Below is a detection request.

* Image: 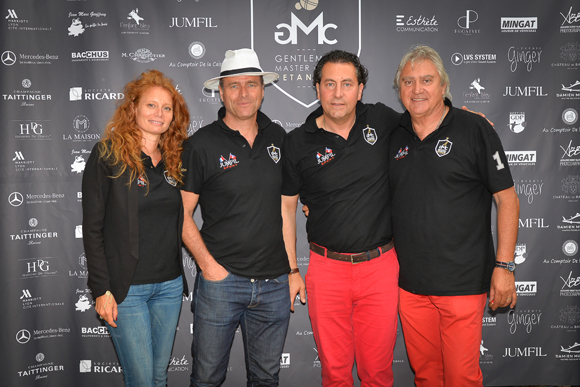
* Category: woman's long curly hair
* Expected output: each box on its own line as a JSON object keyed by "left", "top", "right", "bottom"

{"left": 99, "top": 69, "right": 190, "bottom": 186}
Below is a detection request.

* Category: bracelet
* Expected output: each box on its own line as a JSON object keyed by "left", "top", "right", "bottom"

{"left": 289, "top": 268, "right": 300, "bottom": 275}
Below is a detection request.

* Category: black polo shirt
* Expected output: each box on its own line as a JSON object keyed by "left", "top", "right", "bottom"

{"left": 181, "top": 108, "right": 290, "bottom": 279}
{"left": 132, "top": 155, "right": 182, "bottom": 285}
{"left": 282, "top": 102, "right": 401, "bottom": 253}
{"left": 389, "top": 99, "right": 514, "bottom": 296}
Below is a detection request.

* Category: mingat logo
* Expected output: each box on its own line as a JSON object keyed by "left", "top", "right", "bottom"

{"left": 505, "top": 151, "right": 536, "bottom": 166}
{"left": 501, "top": 17, "right": 537, "bottom": 33}
{"left": 280, "top": 353, "right": 290, "bottom": 368}
{"left": 515, "top": 281, "right": 537, "bottom": 296}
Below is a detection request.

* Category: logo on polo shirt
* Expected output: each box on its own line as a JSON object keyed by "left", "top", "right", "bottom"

{"left": 316, "top": 147, "right": 335, "bottom": 165}
{"left": 435, "top": 138, "right": 453, "bottom": 157}
{"left": 363, "top": 126, "right": 377, "bottom": 145}
{"left": 164, "top": 171, "right": 177, "bottom": 187}
{"left": 267, "top": 144, "right": 281, "bottom": 163}
{"left": 395, "top": 146, "right": 409, "bottom": 160}
{"left": 219, "top": 153, "right": 239, "bottom": 169}
{"left": 137, "top": 175, "right": 147, "bottom": 187}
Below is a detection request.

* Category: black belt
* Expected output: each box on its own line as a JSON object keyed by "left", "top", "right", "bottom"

{"left": 309, "top": 240, "right": 394, "bottom": 264}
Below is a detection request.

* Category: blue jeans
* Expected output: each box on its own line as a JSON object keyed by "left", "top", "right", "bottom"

{"left": 107, "top": 275, "right": 183, "bottom": 387}
{"left": 190, "top": 271, "right": 291, "bottom": 387}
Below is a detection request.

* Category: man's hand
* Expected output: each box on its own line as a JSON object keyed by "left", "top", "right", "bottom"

{"left": 461, "top": 105, "right": 494, "bottom": 127}
{"left": 488, "top": 268, "right": 517, "bottom": 310}
{"left": 289, "top": 271, "right": 306, "bottom": 312}
{"left": 201, "top": 261, "right": 229, "bottom": 281}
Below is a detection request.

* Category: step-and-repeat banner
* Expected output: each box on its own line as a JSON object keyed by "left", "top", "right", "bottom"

{"left": 2, "top": 0, "right": 579, "bottom": 386}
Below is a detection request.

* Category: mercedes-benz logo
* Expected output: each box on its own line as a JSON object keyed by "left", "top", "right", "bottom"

{"left": 16, "top": 329, "right": 31, "bottom": 344}
{"left": 9, "top": 192, "right": 24, "bottom": 207}
{"left": 2, "top": 50, "right": 16, "bottom": 66}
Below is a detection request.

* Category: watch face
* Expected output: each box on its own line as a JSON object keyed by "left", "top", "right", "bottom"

{"left": 507, "top": 261, "right": 516, "bottom": 272}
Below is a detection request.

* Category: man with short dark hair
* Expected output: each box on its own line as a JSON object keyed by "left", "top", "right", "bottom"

{"left": 282, "top": 50, "right": 400, "bottom": 387}
{"left": 181, "top": 48, "right": 305, "bottom": 387}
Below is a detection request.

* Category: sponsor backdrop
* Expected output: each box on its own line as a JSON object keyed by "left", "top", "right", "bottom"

{"left": 1, "top": 0, "right": 579, "bottom": 386}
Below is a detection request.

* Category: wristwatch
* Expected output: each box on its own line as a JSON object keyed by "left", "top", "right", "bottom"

{"left": 495, "top": 261, "right": 516, "bottom": 273}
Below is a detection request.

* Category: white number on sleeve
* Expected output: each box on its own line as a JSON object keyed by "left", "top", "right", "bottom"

{"left": 492, "top": 151, "right": 505, "bottom": 171}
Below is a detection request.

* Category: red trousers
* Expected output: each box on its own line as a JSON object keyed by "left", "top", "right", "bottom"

{"left": 399, "top": 288, "right": 487, "bottom": 387}
{"left": 306, "top": 246, "right": 399, "bottom": 387}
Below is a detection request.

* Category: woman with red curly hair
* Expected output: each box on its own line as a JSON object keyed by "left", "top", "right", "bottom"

{"left": 82, "top": 69, "right": 190, "bottom": 387}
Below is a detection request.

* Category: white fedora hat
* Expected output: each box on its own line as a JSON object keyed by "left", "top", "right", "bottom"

{"left": 204, "top": 48, "right": 279, "bottom": 91}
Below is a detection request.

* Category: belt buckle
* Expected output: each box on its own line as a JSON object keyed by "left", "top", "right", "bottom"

{"left": 350, "top": 253, "right": 364, "bottom": 264}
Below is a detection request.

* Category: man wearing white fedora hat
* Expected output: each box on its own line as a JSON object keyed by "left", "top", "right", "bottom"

{"left": 181, "top": 48, "right": 306, "bottom": 387}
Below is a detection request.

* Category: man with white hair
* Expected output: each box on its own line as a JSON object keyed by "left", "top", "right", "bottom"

{"left": 390, "top": 45, "right": 519, "bottom": 386}
{"left": 181, "top": 48, "right": 305, "bottom": 387}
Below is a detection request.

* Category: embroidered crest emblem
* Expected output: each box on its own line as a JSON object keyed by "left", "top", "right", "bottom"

{"left": 435, "top": 138, "right": 453, "bottom": 157}
{"left": 137, "top": 175, "right": 147, "bottom": 187}
{"left": 363, "top": 126, "right": 377, "bottom": 145}
{"left": 267, "top": 144, "right": 281, "bottom": 163}
{"left": 164, "top": 170, "right": 177, "bottom": 187}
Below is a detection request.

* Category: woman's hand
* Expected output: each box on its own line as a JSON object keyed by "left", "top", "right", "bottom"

{"left": 95, "top": 291, "right": 118, "bottom": 328}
